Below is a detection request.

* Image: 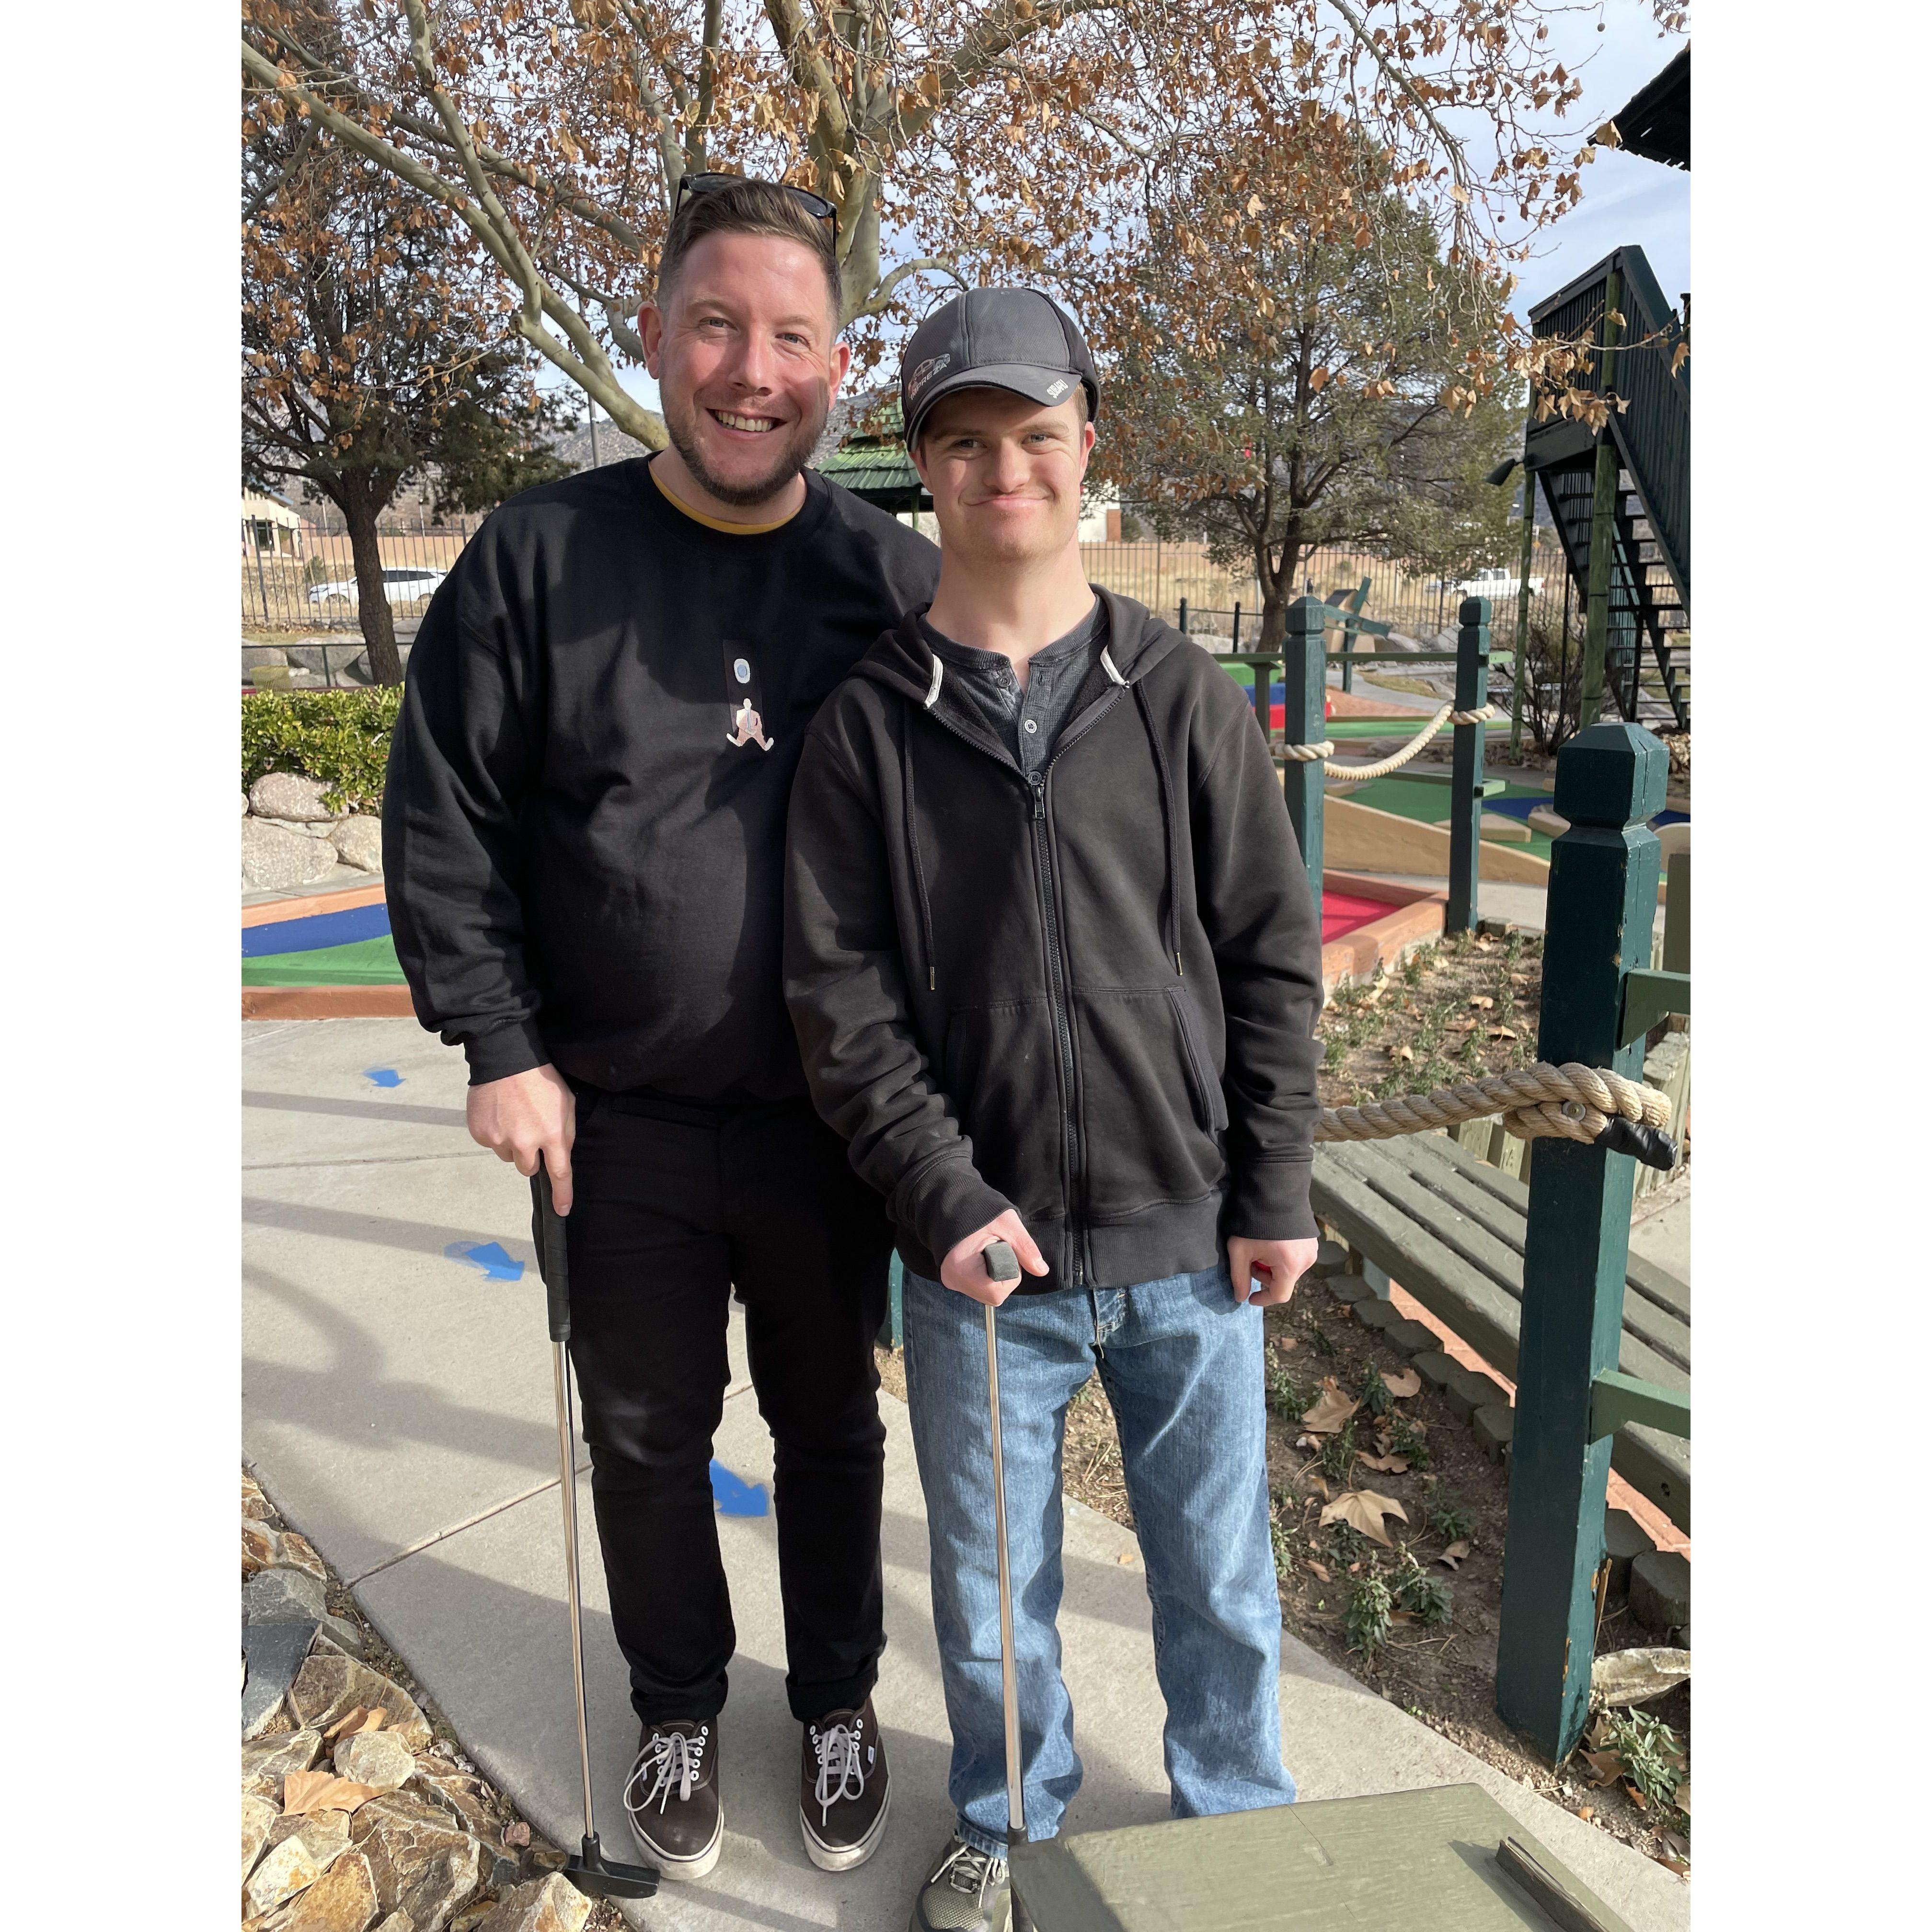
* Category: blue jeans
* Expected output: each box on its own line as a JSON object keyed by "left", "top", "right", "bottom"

{"left": 902, "top": 1264, "right": 1295, "bottom": 1856}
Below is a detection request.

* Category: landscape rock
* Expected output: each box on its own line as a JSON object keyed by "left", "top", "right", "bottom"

{"left": 353, "top": 1791, "right": 484, "bottom": 1928}
{"left": 244, "top": 1518, "right": 285, "bottom": 1572}
{"left": 245, "top": 1621, "right": 321, "bottom": 1739}
{"left": 1384, "top": 1317, "right": 1439, "bottom": 1356}
{"left": 1308, "top": 1238, "right": 1349, "bottom": 1278}
{"left": 333, "top": 815, "right": 384, "bottom": 872}
{"left": 335, "top": 1729, "right": 418, "bottom": 1793}
{"left": 322, "top": 1613, "right": 369, "bottom": 1660}
{"left": 266, "top": 1809, "right": 355, "bottom": 1875}
{"left": 450, "top": 1905, "right": 496, "bottom": 1932}
{"left": 246, "top": 1833, "right": 324, "bottom": 1918}
{"left": 251, "top": 772, "right": 340, "bottom": 822}
{"left": 254, "top": 1849, "right": 380, "bottom": 1932}
{"left": 248, "top": 1566, "right": 330, "bottom": 1625}
{"left": 1352, "top": 1297, "right": 1399, "bottom": 1334}
{"left": 1602, "top": 1507, "right": 1651, "bottom": 1595}
{"left": 1472, "top": 1402, "right": 1515, "bottom": 1463}
{"left": 243, "top": 1727, "right": 323, "bottom": 1798}
{"left": 244, "top": 1471, "right": 275, "bottom": 1519}
{"left": 279, "top": 1531, "right": 330, "bottom": 1583}
{"left": 244, "top": 1793, "right": 281, "bottom": 1886}
{"left": 244, "top": 818, "right": 340, "bottom": 891}
{"left": 473, "top": 1874, "right": 592, "bottom": 1932}
{"left": 1441, "top": 1364, "right": 1504, "bottom": 1423}
{"left": 373, "top": 1917, "right": 419, "bottom": 1932}
{"left": 291, "top": 1654, "right": 433, "bottom": 1752}
{"left": 1325, "top": 1273, "right": 1372, "bottom": 1306}
{"left": 1629, "top": 1548, "right": 1691, "bottom": 1634}
{"left": 1412, "top": 1348, "right": 1458, "bottom": 1393}
{"left": 413, "top": 1772, "right": 504, "bottom": 1841}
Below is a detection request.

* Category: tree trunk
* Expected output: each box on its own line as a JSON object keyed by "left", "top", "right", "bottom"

{"left": 342, "top": 487, "right": 403, "bottom": 687}
{"left": 1256, "top": 537, "right": 1303, "bottom": 651}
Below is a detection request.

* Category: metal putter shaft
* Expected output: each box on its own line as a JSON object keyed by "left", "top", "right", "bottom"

{"left": 980, "top": 1240, "right": 1027, "bottom": 1854}
{"left": 532, "top": 1167, "right": 660, "bottom": 1902}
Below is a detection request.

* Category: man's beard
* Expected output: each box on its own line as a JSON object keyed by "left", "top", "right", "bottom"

{"left": 663, "top": 388, "right": 828, "bottom": 508}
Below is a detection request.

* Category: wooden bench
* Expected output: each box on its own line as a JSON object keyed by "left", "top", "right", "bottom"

{"left": 1311, "top": 1131, "right": 1690, "bottom": 1531}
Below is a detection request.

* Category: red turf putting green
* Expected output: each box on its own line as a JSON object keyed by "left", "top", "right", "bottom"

{"left": 1321, "top": 890, "right": 1393, "bottom": 945}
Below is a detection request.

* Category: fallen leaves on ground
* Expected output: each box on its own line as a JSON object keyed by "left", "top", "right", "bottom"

{"left": 1489, "top": 1026, "right": 1518, "bottom": 1040}
{"left": 323, "top": 1707, "right": 388, "bottom": 1742}
{"left": 1383, "top": 1367, "right": 1421, "bottom": 1398}
{"left": 1468, "top": 995, "right": 1495, "bottom": 1010}
{"left": 1307, "top": 1560, "right": 1332, "bottom": 1583}
{"left": 283, "top": 1771, "right": 384, "bottom": 1817}
{"left": 1358, "top": 1452, "right": 1410, "bottom": 1473}
{"left": 1576, "top": 1806, "right": 1595, "bottom": 1823}
{"left": 1276, "top": 1334, "right": 1300, "bottom": 1353}
{"left": 1393, "top": 1044, "right": 1415, "bottom": 1062}
{"left": 1436, "top": 1539, "right": 1471, "bottom": 1569}
{"left": 1319, "top": 1489, "right": 1409, "bottom": 1548}
{"left": 1300, "top": 1380, "right": 1361, "bottom": 1434}
{"left": 1578, "top": 1750, "right": 1625, "bottom": 1787}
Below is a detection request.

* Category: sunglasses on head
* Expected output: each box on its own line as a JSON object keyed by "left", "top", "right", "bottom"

{"left": 673, "top": 172, "right": 838, "bottom": 229}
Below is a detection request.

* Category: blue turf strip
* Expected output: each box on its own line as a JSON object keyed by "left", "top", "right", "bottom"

{"left": 243, "top": 900, "right": 392, "bottom": 958}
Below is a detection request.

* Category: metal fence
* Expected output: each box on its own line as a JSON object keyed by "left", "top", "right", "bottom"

{"left": 243, "top": 501, "right": 1577, "bottom": 675}
{"left": 242, "top": 513, "right": 485, "bottom": 632}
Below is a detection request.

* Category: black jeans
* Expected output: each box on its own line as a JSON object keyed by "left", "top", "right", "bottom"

{"left": 554, "top": 1087, "right": 891, "bottom": 1726}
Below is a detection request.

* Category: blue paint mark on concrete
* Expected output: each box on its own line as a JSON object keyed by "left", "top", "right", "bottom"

{"left": 443, "top": 1240, "right": 525, "bottom": 1282}
{"left": 364, "top": 1068, "right": 404, "bottom": 1088}
{"left": 709, "top": 1460, "right": 768, "bottom": 1517}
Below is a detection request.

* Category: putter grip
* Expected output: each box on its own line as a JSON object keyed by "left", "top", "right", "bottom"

{"left": 983, "top": 1239, "right": 1021, "bottom": 1284}
{"left": 533, "top": 1167, "right": 571, "bottom": 1343}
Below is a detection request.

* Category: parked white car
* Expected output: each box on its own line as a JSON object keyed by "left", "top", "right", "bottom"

{"left": 307, "top": 566, "right": 447, "bottom": 606}
{"left": 1452, "top": 566, "right": 1544, "bottom": 598}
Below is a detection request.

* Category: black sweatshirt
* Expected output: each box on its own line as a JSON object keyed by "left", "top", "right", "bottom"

{"left": 382, "top": 460, "right": 939, "bottom": 1097}
{"left": 783, "top": 590, "right": 1324, "bottom": 1293}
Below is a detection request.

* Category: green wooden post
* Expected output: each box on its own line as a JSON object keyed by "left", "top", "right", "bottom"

{"left": 1494, "top": 721, "right": 1667, "bottom": 1763}
{"left": 1446, "top": 597, "right": 1490, "bottom": 934}
{"left": 1282, "top": 596, "right": 1326, "bottom": 939}
{"left": 1510, "top": 472, "right": 1537, "bottom": 761}
{"left": 1579, "top": 268, "right": 1623, "bottom": 730}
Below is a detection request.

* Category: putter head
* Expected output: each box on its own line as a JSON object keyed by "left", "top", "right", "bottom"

{"left": 563, "top": 1832, "right": 658, "bottom": 1900}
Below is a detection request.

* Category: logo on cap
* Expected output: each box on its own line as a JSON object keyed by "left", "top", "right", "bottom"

{"left": 907, "top": 354, "right": 952, "bottom": 398}
{"left": 1046, "top": 379, "right": 1069, "bottom": 398}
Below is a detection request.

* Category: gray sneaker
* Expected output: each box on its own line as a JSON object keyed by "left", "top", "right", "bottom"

{"left": 910, "top": 1834, "right": 1011, "bottom": 1932}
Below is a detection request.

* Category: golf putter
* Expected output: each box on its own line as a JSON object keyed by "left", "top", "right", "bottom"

{"left": 980, "top": 1239, "right": 1030, "bottom": 1874}
{"left": 532, "top": 1167, "right": 660, "bottom": 1902}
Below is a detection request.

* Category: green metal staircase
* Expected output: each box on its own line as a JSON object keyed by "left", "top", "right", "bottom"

{"left": 1525, "top": 246, "right": 1690, "bottom": 732}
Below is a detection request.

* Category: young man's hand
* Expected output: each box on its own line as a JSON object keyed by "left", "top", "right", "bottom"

{"left": 940, "top": 1211, "right": 1051, "bottom": 1307}
{"left": 468, "top": 1063, "right": 577, "bottom": 1212}
{"left": 1228, "top": 1236, "right": 1319, "bottom": 1308}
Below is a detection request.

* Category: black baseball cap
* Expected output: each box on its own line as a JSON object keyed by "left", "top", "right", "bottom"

{"left": 899, "top": 287, "right": 1101, "bottom": 448}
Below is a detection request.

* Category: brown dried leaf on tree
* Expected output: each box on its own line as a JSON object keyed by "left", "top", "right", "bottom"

{"left": 1318, "top": 1489, "right": 1408, "bottom": 1549}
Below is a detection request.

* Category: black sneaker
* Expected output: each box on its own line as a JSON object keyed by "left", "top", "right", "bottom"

{"left": 910, "top": 1833, "right": 1012, "bottom": 1932}
{"left": 800, "top": 1695, "right": 890, "bottom": 1871}
{"left": 624, "top": 1717, "right": 723, "bottom": 1881}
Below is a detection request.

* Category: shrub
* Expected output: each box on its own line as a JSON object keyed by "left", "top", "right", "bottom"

{"left": 242, "top": 688, "right": 403, "bottom": 814}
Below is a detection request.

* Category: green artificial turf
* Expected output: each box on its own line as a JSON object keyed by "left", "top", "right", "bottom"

{"left": 242, "top": 936, "right": 407, "bottom": 986}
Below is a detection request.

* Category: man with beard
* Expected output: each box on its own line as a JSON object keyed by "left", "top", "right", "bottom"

{"left": 383, "top": 177, "right": 937, "bottom": 1885}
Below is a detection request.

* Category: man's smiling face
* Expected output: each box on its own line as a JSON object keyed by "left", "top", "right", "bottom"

{"left": 642, "top": 231, "right": 850, "bottom": 509}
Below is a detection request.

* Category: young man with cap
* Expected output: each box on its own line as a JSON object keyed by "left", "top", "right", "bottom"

{"left": 384, "top": 177, "right": 937, "bottom": 1882}
{"left": 783, "top": 288, "right": 1323, "bottom": 1932}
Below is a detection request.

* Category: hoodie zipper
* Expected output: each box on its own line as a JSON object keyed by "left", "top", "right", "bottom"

{"left": 908, "top": 683, "right": 1125, "bottom": 1290}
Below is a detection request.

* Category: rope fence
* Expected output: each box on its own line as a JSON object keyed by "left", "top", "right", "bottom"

{"left": 1281, "top": 703, "right": 1501, "bottom": 781}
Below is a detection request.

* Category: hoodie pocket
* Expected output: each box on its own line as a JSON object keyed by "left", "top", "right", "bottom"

{"left": 1166, "top": 984, "right": 1230, "bottom": 1133}
{"left": 942, "top": 998, "right": 1065, "bottom": 1219}
{"left": 1074, "top": 988, "right": 1227, "bottom": 1218}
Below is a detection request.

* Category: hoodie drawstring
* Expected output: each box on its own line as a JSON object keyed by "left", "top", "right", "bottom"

{"left": 900, "top": 726, "right": 938, "bottom": 992}
{"left": 1132, "top": 681, "right": 1184, "bottom": 977}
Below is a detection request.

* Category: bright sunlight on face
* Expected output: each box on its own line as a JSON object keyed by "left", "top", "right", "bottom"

{"left": 915, "top": 389, "right": 1094, "bottom": 567}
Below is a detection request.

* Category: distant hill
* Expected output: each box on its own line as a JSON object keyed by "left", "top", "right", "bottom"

{"left": 552, "top": 410, "right": 667, "bottom": 471}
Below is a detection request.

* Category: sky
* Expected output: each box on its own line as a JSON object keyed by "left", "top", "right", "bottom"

{"left": 544, "top": 2, "right": 1688, "bottom": 426}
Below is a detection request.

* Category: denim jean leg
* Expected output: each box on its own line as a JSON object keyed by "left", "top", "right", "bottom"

{"left": 1100, "top": 1265, "right": 1297, "bottom": 1816}
{"left": 901, "top": 1271, "right": 1095, "bottom": 1853}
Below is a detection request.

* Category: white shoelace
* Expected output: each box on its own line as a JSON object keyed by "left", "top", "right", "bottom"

{"left": 626, "top": 1724, "right": 708, "bottom": 1816}
{"left": 943, "top": 1841, "right": 1007, "bottom": 1897}
{"left": 809, "top": 1716, "right": 870, "bottom": 1825}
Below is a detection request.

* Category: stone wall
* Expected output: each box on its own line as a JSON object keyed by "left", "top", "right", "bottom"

{"left": 243, "top": 773, "right": 383, "bottom": 892}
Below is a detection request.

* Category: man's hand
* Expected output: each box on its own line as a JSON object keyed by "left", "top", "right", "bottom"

{"left": 468, "top": 1064, "right": 577, "bottom": 1212}
{"left": 940, "top": 1210, "right": 1050, "bottom": 1307}
{"left": 1228, "top": 1235, "right": 1319, "bottom": 1308}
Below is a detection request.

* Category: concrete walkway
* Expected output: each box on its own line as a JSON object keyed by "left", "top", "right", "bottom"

{"left": 243, "top": 1018, "right": 1690, "bottom": 1932}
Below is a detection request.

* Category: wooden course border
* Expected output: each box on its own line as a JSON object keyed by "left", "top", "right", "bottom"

{"left": 1319, "top": 870, "right": 1446, "bottom": 990}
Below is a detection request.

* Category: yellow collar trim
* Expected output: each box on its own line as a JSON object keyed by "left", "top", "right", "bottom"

{"left": 649, "top": 461, "right": 799, "bottom": 536}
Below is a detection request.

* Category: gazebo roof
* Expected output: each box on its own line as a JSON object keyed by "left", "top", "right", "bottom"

{"left": 812, "top": 391, "right": 931, "bottom": 510}
{"left": 1607, "top": 44, "right": 1690, "bottom": 171}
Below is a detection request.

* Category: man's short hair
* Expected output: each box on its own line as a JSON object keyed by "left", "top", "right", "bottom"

{"left": 656, "top": 177, "right": 844, "bottom": 326}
